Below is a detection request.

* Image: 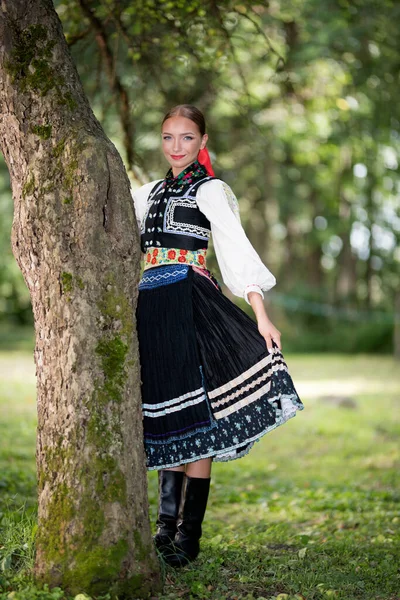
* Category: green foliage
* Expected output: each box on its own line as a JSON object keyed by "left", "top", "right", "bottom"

{"left": 0, "top": 585, "right": 65, "bottom": 600}
{"left": 1, "top": 0, "right": 400, "bottom": 350}
{"left": 0, "top": 324, "right": 34, "bottom": 351}
{"left": 0, "top": 504, "right": 37, "bottom": 576}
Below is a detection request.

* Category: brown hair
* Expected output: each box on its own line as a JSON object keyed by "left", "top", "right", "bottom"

{"left": 161, "top": 104, "right": 206, "bottom": 136}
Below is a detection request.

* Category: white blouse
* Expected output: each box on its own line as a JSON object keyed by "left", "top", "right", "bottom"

{"left": 130, "top": 179, "right": 276, "bottom": 305}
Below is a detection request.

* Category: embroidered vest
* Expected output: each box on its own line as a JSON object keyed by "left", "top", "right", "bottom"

{"left": 140, "top": 173, "right": 216, "bottom": 253}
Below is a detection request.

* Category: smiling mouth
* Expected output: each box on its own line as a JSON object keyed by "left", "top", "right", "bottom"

{"left": 171, "top": 155, "right": 185, "bottom": 159}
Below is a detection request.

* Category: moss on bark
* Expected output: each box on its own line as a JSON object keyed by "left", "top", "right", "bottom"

{"left": 60, "top": 272, "right": 85, "bottom": 295}
{"left": 94, "top": 336, "right": 128, "bottom": 403}
{"left": 60, "top": 271, "right": 73, "bottom": 293}
{"left": 35, "top": 482, "right": 75, "bottom": 564}
{"left": 31, "top": 124, "right": 52, "bottom": 139}
{"left": 5, "top": 24, "right": 76, "bottom": 108}
{"left": 62, "top": 540, "right": 130, "bottom": 596}
{"left": 36, "top": 269, "right": 143, "bottom": 594}
{"left": 22, "top": 173, "right": 35, "bottom": 198}
{"left": 37, "top": 433, "right": 131, "bottom": 594}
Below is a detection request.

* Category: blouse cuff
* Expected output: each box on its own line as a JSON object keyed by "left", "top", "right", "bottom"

{"left": 244, "top": 284, "right": 264, "bottom": 305}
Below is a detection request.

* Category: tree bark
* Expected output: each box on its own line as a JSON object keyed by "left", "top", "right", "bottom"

{"left": 0, "top": 0, "right": 161, "bottom": 597}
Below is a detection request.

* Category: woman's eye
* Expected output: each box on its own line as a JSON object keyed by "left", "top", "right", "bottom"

{"left": 184, "top": 136, "right": 193, "bottom": 141}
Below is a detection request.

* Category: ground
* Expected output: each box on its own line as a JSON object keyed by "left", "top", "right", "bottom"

{"left": 0, "top": 333, "right": 399, "bottom": 600}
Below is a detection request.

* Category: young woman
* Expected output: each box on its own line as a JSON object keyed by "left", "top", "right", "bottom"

{"left": 131, "top": 104, "right": 304, "bottom": 568}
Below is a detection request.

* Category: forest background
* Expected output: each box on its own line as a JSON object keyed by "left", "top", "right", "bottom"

{"left": 1, "top": 0, "right": 399, "bottom": 355}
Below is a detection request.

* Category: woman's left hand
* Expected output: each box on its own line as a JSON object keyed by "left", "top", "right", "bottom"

{"left": 247, "top": 290, "right": 282, "bottom": 353}
{"left": 257, "top": 315, "right": 281, "bottom": 353}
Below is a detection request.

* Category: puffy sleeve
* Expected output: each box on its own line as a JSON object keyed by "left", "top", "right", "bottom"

{"left": 196, "top": 179, "right": 276, "bottom": 305}
{"left": 130, "top": 180, "right": 162, "bottom": 232}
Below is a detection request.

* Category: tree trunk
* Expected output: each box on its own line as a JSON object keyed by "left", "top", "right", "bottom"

{"left": 334, "top": 145, "right": 357, "bottom": 305}
{"left": 394, "top": 291, "right": 400, "bottom": 359}
{"left": 0, "top": 1, "right": 161, "bottom": 597}
{"left": 335, "top": 199, "right": 357, "bottom": 304}
{"left": 307, "top": 189, "right": 323, "bottom": 289}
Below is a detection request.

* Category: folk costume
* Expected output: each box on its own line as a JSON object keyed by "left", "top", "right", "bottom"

{"left": 131, "top": 159, "right": 304, "bottom": 472}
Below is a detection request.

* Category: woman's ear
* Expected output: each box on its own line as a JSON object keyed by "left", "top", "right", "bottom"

{"left": 200, "top": 133, "right": 209, "bottom": 149}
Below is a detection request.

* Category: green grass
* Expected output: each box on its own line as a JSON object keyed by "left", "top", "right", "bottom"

{"left": 0, "top": 349, "right": 399, "bottom": 600}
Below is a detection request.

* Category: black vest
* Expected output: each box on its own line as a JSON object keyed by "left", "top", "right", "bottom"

{"left": 140, "top": 175, "right": 216, "bottom": 253}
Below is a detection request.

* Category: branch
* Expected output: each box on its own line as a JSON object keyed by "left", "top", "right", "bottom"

{"left": 241, "top": 8, "right": 285, "bottom": 72}
{"left": 66, "top": 27, "right": 91, "bottom": 47}
{"left": 209, "top": 0, "right": 252, "bottom": 105}
{"left": 78, "top": 0, "right": 136, "bottom": 170}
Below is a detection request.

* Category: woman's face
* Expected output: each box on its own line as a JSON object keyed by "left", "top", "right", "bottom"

{"left": 162, "top": 116, "right": 208, "bottom": 176}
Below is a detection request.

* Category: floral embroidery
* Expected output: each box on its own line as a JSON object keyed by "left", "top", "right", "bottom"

{"left": 145, "top": 382, "right": 304, "bottom": 470}
{"left": 163, "top": 159, "right": 207, "bottom": 190}
{"left": 222, "top": 181, "right": 241, "bottom": 222}
{"left": 143, "top": 247, "right": 208, "bottom": 270}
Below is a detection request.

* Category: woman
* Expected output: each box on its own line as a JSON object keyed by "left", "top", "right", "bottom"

{"left": 131, "top": 104, "right": 304, "bottom": 568}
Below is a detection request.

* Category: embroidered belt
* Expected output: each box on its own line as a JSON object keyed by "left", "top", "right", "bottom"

{"left": 139, "top": 264, "right": 189, "bottom": 290}
{"left": 143, "top": 247, "right": 207, "bottom": 270}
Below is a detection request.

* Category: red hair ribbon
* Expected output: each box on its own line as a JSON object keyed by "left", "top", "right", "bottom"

{"left": 198, "top": 147, "right": 215, "bottom": 176}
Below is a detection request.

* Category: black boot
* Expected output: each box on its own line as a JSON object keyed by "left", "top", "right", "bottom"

{"left": 163, "top": 475, "right": 211, "bottom": 567}
{"left": 154, "top": 470, "right": 185, "bottom": 552}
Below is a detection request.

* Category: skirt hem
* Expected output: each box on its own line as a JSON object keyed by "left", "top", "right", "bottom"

{"left": 146, "top": 399, "right": 304, "bottom": 471}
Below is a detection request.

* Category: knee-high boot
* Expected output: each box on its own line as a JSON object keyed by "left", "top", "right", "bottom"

{"left": 154, "top": 470, "right": 185, "bottom": 551}
{"left": 163, "top": 474, "right": 211, "bottom": 567}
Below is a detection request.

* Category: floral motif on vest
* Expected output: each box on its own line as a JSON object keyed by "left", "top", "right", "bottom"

{"left": 140, "top": 160, "right": 215, "bottom": 253}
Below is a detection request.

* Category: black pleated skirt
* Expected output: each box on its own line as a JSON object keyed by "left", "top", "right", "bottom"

{"left": 136, "top": 263, "right": 304, "bottom": 470}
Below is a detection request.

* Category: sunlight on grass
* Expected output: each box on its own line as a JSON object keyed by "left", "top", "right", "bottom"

{"left": 0, "top": 349, "right": 399, "bottom": 599}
